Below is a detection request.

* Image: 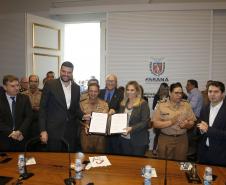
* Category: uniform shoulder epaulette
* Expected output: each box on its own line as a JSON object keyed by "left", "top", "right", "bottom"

{"left": 181, "top": 99, "right": 189, "bottom": 103}
{"left": 21, "top": 90, "right": 28, "bottom": 95}
{"left": 159, "top": 99, "right": 167, "bottom": 103}
{"left": 80, "top": 98, "right": 88, "bottom": 102}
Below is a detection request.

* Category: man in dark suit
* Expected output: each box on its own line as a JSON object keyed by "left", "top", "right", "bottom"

{"left": 0, "top": 75, "right": 32, "bottom": 151}
{"left": 99, "top": 74, "right": 123, "bottom": 154}
{"left": 197, "top": 81, "right": 226, "bottom": 166}
{"left": 39, "top": 61, "right": 90, "bottom": 152}
{"left": 99, "top": 74, "right": 123, "bottom": 115}
{"left": 0, "top": 85, "right": 4, "bottom": 94}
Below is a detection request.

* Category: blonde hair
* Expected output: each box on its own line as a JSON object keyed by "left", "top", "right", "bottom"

{"left": 106, "top": 74, "right": 117, "bottom": 81}
{"left": 106, "top": 74, "right": 118, "bottom": 87}
{"left": 121, "top": 81, "right": 144, "bottom": 107}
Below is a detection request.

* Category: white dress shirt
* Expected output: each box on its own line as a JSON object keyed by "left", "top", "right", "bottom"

{"left": 206, "top": 100, "right": 223, "bottom": 146}
{"left": 60, "top": 79, "right": 71, "bottom": 109}
{"left": 121, "top": 107, "right": 132, "bottom": 139}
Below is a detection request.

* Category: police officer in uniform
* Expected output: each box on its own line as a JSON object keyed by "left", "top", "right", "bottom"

{"left": 80, "top": 78, "right": 99, "bottom": 102}
{"left": 22, "top": 75, "right": 42, "bottom": 140}
{"left": 152, "top": 82, "right": 196, "bottom": 161}
{"left": 80, "top": 83, "right": 109, "bottom": 153}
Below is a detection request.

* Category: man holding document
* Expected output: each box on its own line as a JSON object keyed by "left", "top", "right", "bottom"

{"left": 99, "top": 74, "right": 124, "bottom": 154}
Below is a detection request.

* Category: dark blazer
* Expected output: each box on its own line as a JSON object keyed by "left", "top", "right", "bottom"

{"left": 0, "top": 93, "right": 32, "bottom": 136}
{"left": 119, "top": 100, "right": 150, "bottom": 146}
{"left": 99, "top": 88, "right": 123, "bottom": 113}
{"left": 152, "top": 94, "right": 160, "bottom": 110}
{"left": 198, "top": 99, "right": 226, "bottom": 166}
{"left": 0, "top": 93, "right": 33, "bottom": 151}
{"left": 39, "top": 79, "right": 83, "bottom": 151}
{"left": 0, "top": 86, "right": 4, "bottom": 95}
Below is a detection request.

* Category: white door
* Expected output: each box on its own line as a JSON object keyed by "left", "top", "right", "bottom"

{"left": 26, "top": 13, "right": 64, "bottom": 88}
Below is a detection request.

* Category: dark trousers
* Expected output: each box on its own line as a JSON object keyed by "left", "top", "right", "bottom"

{"left": 198, "top": 145, "right": 226, "bottom": 166}
{"left": 46, "top": 120, "right": 82, "bottom": 152}
{"left": 187, "top": 127, "right": 200, "bottom": 161}
{"left": 153, "top": 128, "right": 160, "bottom": 151}
{"left": 0, "top": 132, "right": 25, "bottom": 152}
{"left": 26, "top": 111, "right": 41, "bottom": 151}
{"left": 118, "top": 137, "right": 147, "bottom": 156}
{"left": 106, "top": 135, "right": 120, "bottom": 154}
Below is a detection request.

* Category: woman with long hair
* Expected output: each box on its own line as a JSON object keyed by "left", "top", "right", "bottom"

{"left": 118, "top": 81, "right": 150, "bottom": 156}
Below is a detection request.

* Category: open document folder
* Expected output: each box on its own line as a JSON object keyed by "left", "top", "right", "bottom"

{"left": 88, "top": 112, "right": 128, "bottom": 135}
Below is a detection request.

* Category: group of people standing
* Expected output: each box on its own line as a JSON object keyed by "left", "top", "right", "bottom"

{"left": 0, "top": 61, "right": 150, "bottom": 157}
{"left": 151, "top": 80, "right": 226, "bottom": 166}
{"left": 80, "top": 74, "right": 150, "bottom": 156}
{"left": 0, "top": 61, "right": 226, "bottom": 167}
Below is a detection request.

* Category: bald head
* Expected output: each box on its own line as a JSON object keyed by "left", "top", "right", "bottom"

{"left": 20, "top": 76, "right": 29, "bottom": 90}
{"left": 29, "top": 75, "right": 39, "bottom": 91}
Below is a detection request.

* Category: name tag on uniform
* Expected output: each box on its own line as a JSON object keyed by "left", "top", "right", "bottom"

{"left": 160, "top": 112, "right": 170, "bottom": 119}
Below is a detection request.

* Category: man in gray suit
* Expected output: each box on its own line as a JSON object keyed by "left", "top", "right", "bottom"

{"left": 39, "top": 61, "right": 90, "bottom": 152}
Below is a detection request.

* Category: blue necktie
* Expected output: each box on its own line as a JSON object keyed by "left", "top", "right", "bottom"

{"left": 10, "top": 96, "right": 16, "bottom": 130}
{"left": 106, "top": 93, "right": 111, "bottom": 103}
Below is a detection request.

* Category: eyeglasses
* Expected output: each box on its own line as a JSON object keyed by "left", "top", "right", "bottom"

{"left": 106, "top": 80, "right": 116, "bottom": 84}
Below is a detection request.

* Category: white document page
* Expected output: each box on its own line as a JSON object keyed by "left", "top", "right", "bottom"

{"left": 110, "top": 113, "right": 127, "bottom": 134}
{"left": 89, "top": 156, "right": 111, "bottom": 168}
{"left": 89, "top": 112, "right": 108, "bottom": 134}
{"left": 26, "top": 157, "right": 36, "bottom": 165}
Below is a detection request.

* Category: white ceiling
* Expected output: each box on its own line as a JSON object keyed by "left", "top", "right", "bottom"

{"left": 0, "top": 0, "right": 226, "bottom": 17}
{"left": 52, "top": 0, "right": 226, "bottom": 8}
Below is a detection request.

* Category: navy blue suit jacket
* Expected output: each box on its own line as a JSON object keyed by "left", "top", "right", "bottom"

{"left": 198, "top": 99, "right": 226, "bottom": 166}
{"left": 0, "top": 92, "right": 32, "bottom": 151}
{"left": 99, "top": 88, "right": 123, "bottom": 113}
{"left": 0, "top": 93, "right": 32, "bottom": 136}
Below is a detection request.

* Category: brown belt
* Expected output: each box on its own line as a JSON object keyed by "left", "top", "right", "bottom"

{"left": 160, "top": 132, "right": 185, "bottom": 137}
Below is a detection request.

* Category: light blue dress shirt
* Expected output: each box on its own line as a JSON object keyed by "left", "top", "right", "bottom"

{"left": 188, "top": 88, "right": 203, "bottom": 117}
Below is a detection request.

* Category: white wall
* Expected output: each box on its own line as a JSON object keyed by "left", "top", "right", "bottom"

{"left": 106, "top": 9, "right": 226, "bottom": 148}
{"left": 26, "top": 13, "right": 64, "bottom": 84}
{"left": 212, "top": 10, "right": 226, "bottom": 81}
{"left": 0, "top": 3, "right": 226, "bottom": 91}
{"left": 0, "top": 13, "right": 64, "bottom": 85}
{"left": 106, "top": 10, "right": 226, "bottom": 109}
{"left": 0, "top": 13, "right": 26, "bottom": 83}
